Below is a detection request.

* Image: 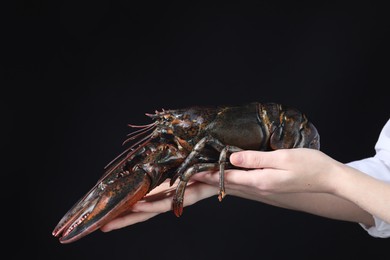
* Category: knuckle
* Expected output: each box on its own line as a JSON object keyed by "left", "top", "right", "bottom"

{"left": 274, "top": 149, "right": 290, "bottom": 164}
{"left": 245, "top": 151, "right": 264, "bottom": 168}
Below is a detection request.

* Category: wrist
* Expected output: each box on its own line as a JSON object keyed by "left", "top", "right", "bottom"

{"left": 321, "top": 160, "right": 347, "bottom": 195}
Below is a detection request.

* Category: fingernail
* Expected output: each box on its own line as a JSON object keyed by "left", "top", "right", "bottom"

{"left": 231, "top": 152, "right": 243, "bottom": 165}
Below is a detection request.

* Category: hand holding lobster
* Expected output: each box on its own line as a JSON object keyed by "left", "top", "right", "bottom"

{"left": 100, "top": 148, "right": 334, "bottom": 232}
{"left": 102, "top": 148, "right": 384, "bottom": 233}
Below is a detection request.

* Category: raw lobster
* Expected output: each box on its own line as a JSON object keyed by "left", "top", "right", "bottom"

{"left": 52, "top": 102, "right": 319, "bottom": 243}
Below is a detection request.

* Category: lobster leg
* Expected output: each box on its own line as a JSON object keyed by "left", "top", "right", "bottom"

{"left": 170, "top": 136, "right": 211, "bottom": 186}
{"left": 173, "top": 163, "right": 219, "bottom": 217}
{"left": 171, "top": 136, "right": 235, "bottom": 185}
{"left": 218, "top": 145, "right": 242, "bottom": 201}
{"left": 171, "top": 136, "right": 243, "bottom": 216}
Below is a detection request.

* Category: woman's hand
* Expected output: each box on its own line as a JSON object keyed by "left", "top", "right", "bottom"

{"left": 102, "top": 148, "right": 389, "bottom": 232}
{"left": 101, "top": 179, "right": 218, "bottom": 232}
{"left": 192, "top": 148, "right": 341, "bottom": 196}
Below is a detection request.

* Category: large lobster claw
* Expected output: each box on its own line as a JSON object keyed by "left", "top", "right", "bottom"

{"left": 53, "top": 134, "right": 187, "bottom": 244}
{"left": 52, "top": 169, "right": 151, "bottom": 244}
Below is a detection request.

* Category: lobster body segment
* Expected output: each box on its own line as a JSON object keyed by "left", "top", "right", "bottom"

{"left": 53, "top": 102, "right": 319, "bottom": 243}
{"left": 204, "top": 102, "right": 319, "bottom": 150}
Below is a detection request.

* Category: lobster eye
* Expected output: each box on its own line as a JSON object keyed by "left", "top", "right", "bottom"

{"left": 187, "top": 126, "right": 198, "bottom": 136}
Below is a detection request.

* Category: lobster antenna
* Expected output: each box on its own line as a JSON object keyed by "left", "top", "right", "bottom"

{"left": 103, "top": 131, "right": 155, "bottom": 170}
{"left": 124, "top": 121, "right": 157, "bottom": 140}
{"left": 127, "top": 122, "right": 156, "bottom": 128}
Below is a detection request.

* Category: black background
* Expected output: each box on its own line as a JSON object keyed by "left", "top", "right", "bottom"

{"left": 6, "top": 1, "right": 389, "bottom": 259}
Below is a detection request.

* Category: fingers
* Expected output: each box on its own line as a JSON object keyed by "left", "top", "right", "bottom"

{"left": 192, "top": 150, "right": 284, "bottom": 188}
{"left": 100, "top": 182, "right": 217, "bottom": 232}
{"left": 230, "top": 150, "right": 289, "bottom": 169}
{"left": 101, "top": 212, "right": 159, "bottom": 232}
{"left": 131, "top": 196, "right": 174, "bottom": 213}
{"left": 192, "top": 169, "right": 260, "bottom": 187}
{"left": 133, "top": 182, "right": 217, "bottom": 212}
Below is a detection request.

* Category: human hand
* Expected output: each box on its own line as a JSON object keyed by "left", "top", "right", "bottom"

{"left": 192, "top": 148, "right": 341, "bottom": 198}
{"left": 102, "top": 148, "right": 341, "bottom": 232}
{"left": 101, "top": 179, "right": 218, "bottom": 232}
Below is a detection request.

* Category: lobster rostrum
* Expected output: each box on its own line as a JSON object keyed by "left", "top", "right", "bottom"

{"left": 52, "top": 102, "right": 319, "bottom": 243}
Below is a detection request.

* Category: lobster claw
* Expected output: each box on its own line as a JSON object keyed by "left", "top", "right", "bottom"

{"left": 52, "top": 171, "right": 151, "bottom": 244}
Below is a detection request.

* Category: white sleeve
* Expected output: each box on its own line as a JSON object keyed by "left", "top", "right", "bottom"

{"left": 346, "top": 119, "right": 390, "bottom": 238}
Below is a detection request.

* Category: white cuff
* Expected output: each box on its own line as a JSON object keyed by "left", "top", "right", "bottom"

{"left": 359, "top": 216, "right": 390, "bottom": 238}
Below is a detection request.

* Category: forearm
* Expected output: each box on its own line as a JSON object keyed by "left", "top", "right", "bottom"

{"left": 229, "top": 161, "right": 390, "bottom": 227}
{"left": 330, "top": 163, "right": 390, "bottom": 224}
{"left": 233, "top": 191, "right": 375, "bottom": 226}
